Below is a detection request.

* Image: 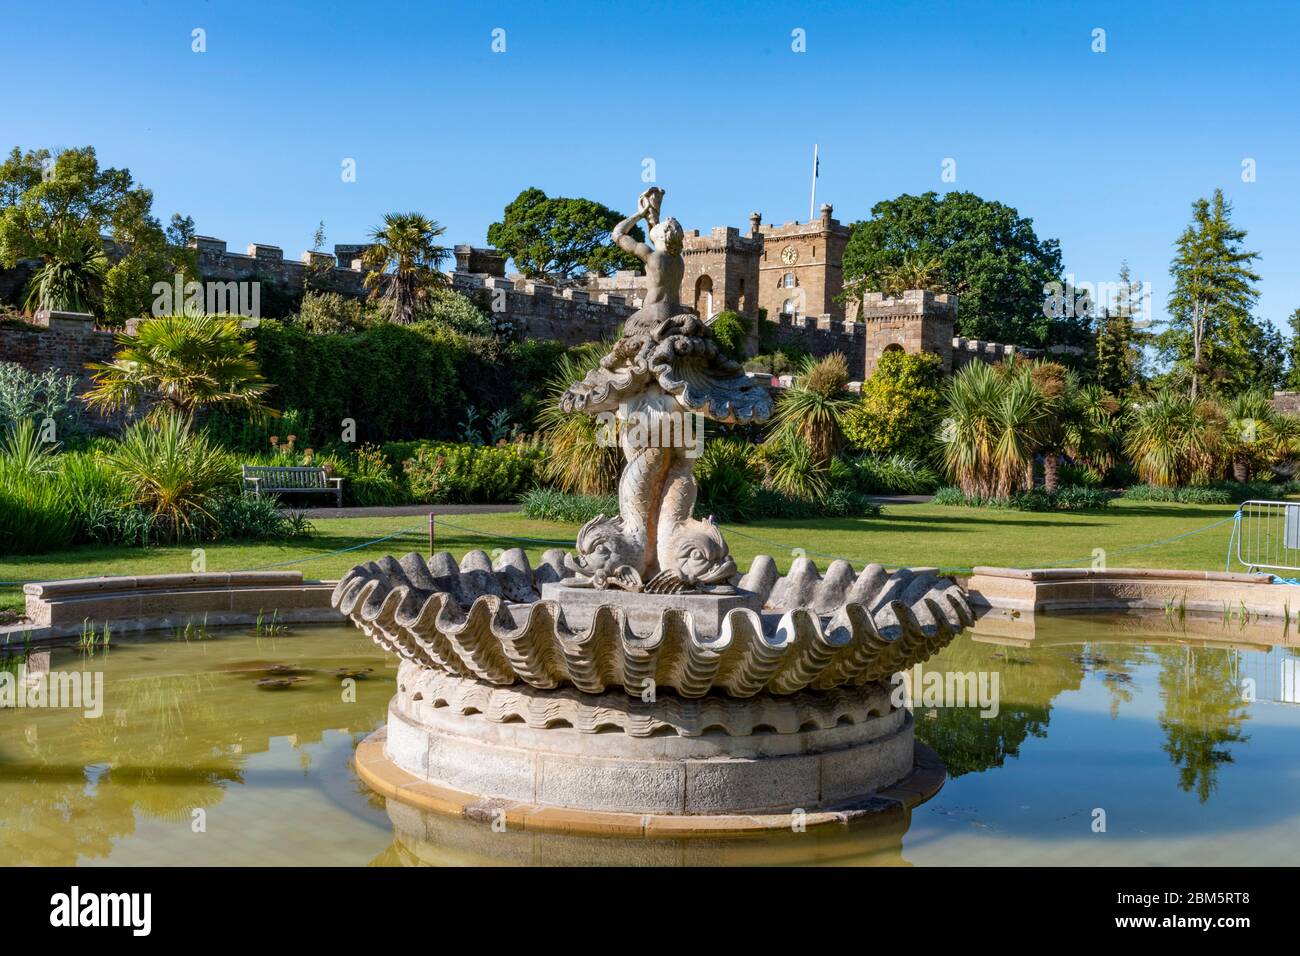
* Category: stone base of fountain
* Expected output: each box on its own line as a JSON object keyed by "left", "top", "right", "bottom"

{"left": 537, "top": 583, "right": 761, "bottom": 639}
{"left": 351, "top": 659, "right": 943, "bottom": 833}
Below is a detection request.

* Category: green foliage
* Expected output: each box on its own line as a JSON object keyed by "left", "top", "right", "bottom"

{"left": 1156, "top": 189, "right": 1271, "bottom": 397}
{"left": 932, "top": 484, "right": 1110, "bottom": 511}
{"left": 23, "top": 226, "right": 106, "bottom": 313}
{"left": 841, "top": 191, "right": 1069, "bottom": 348}
{"left": 336, "top": 444, "right": 404, "bottom": 507}
{"left": 765, "top": 353, "right": 854, "bottom": 466}
{"left": 749, "top": 485, "right": 882, "bottom": 520}
{"left": 487, "top": 187, "right": 642, "bottom": 284}
{"left": 0, "top": 146, "right": 194, "bottom": 321}
{"left": 402, "top": 441, "right": 543, "bottom": 504}
{"left": 102, "top": 413, "right": 239, "bottom": 540}
{"left": 843, "top": 350, "right": 943, "bottom": 458}
{"left": 708, "top": 310, "right": 751, "bottom": 362}
{"left": 1121, "top": 484, "right": 1234, "bottom": 504}
{"left": 0, "top": 363, "right": 80, "bottom": 436}
{"left": 519, "top": 488, "right": 619, "bottom": 524}
{"left": 1123, "top": 389, "right": 1226, "bottom": 487}
{"left": 360, "top": 212, "right": 450, "bottom": 324}
{"left": 534, "top": 340, "right": 623, "bottom": 495}
{"left": 86, "top": 314, "right": 273, "bottom": 420}
{"left": 848, "top": 454, "right": 941, "bottom": 495}
{"left": 415, "top": 288, "right": 492, "bottom": 336}
{"left": 249, "top": 320, "right": 563, "bottom": 446}
{"left": 1094, "top": 261, "right": 1149, "bottom": 394}
{"left": 694, "top": 439, "right": 761, "bottom": 522}
{"left": 291, "top": 290, "right": 379, "bottom": 334}
{"left": 205, "top": 493, "right": 314, "bottom": 541}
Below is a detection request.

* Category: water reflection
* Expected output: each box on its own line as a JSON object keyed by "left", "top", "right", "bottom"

{"left": 1, "top": 615, "right": 1298, "bottom": 866}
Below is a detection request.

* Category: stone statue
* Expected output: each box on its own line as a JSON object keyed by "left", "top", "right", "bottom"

{"left": 560, "top": 188, "right": 772, "bottom": 593}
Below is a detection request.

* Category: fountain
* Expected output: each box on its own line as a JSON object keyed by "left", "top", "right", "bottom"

{"left": 334, "top": 187, "right": 974, "bottom": 832}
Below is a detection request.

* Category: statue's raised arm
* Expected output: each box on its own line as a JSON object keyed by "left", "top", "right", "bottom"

{"left": 611, "top": 187, "right": 663, "bottom": 261}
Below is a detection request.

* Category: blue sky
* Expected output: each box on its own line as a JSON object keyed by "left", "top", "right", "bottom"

{"left": 5, "top": 0, "right": 1299, "bottom": 330}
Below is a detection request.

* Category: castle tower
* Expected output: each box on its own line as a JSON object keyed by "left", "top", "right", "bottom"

{"left": 855, "top": 290, "right": 958, "bottom": 377}
{"left": 756, "top": 203, "right": 852, "bottom": 321}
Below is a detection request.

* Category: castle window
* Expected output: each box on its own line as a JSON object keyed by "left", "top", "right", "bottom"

{"left": 782, "top": 272, "right": 796, "bottom": 288}
{"left": 782, "top": 297, "right": 799, "bottom": 317}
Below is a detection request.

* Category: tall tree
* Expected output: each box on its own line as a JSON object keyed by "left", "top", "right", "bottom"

{"left": 360, "top": 212, "right": 450, "bottom": 324}
{"left": 0, "top": 145, "right": 194, "bottom": 322}
{"left": 486, "top": 187, "right": 642, "bottom": 285}
{"left": 1286, "top": 308, "right": 1300, "bottom": 390}
{"left": 1158, "top": 189, "right": 1260, "bottom": 399}
{"left": 841, "top": 191, "right": 1068, "bottom": 347}
{"left": 1095, "top": 261, "right": 1148, "bottom": 394}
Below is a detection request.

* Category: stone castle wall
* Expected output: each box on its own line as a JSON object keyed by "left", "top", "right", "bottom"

{"left": 188, "top": 237, "right": 368, "bottom": 298}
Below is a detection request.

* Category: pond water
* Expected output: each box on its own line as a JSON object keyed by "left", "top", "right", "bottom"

{"left": 2, "top": 612, "right": 1298, "bottom": 866}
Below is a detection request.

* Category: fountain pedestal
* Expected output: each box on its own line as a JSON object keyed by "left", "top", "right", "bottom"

{"left": 538, "top": 583, "right": 761, "bottom": 639}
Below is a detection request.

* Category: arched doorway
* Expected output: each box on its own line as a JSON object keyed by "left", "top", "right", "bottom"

{"left": 694, "top": 275, "right": 715, "bottom": 319}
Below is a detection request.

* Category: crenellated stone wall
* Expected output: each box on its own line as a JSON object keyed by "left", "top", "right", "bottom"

{"left": 451, "top": 271, "right": 639, "bottom": 346}
{"left": 187, "top": 236, "right": 368, "bottom": 298}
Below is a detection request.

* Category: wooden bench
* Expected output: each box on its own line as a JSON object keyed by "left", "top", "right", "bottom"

{"left": 241, "top": 465, "right": 343, "bottom": 507}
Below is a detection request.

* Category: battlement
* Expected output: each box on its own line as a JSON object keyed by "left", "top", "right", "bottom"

{"left": 450, "top": 270, "right": 640, "bottom": 347}
{"left": 856, "top": 289, "right": 958, "bottom": 318}
{"left": 184, "top": 234, "right": 369, "bottom": 298}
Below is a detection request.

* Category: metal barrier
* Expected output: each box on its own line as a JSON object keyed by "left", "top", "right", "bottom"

{"left": 1235, "top": 499, "right": 1300, "bottom": 573}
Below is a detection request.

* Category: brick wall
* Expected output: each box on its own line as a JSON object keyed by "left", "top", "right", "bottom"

{"left": 0, "top": 313, "right": 126, "bottom": 431}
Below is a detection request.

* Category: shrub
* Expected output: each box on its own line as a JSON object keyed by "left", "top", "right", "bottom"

{"left": 103, "top": 413, "right": 239, "bottom": 540}
{"left": 403, "top": 441, "right": 542, "bottom": 504}
{"left": 206, "top": 493, "right": 314, "bottom": 540}
{"left": 849, "top": 454, "right": 941, "bottom": 495}
{"left": 708, "top": 310, "right": 751, "bottom": 362}
{"left": 933, "top": 484, "right": 1110, "bottom": 511}
{"left": 1121, "top": 484, "right": 1233, "bottom": 504}
{"left": 519, "top": 488, "right": 620, "bottom": 524}
{"left": 0, "top": 364, "right": 81, "bottom": 437}
{"left": 694, "top": 439, "right": 760, "bottom": 522}
{"left": 292, "top": 290, "right": 377, "bottom": 334}
{"left": 842, "top": 350, "right": 944, "bottom": 459}
{"left": 750, "top": 485, "right": 882, "bottom": 519}
{"left": 335, "top": 444, "right": 404, "bottom": 507}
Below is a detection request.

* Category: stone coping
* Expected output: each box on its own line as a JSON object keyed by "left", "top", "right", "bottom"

{"left": 966, "top": 566, "right": 1295, "bottom": 618}
{"left": 352, "top": 729, "right": 945, "bottom": 837}
{"left": 970, "top": 566, "right": 1272, "bottom": 584}
{"left": 10, "top": 571, "right": 341, "bottom": 642}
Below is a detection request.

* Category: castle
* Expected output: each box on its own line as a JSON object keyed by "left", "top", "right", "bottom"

{"left": 453, "top": 202, "right": 1035, "bottom": 380}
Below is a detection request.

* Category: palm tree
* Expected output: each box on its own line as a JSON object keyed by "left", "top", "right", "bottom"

{"left": 765, "top": 353, "right": 855, "bottom": 468}
{"left": 361, "top": 212, "right": 450, "bottom": 324}
{"left": 1223, "top": 391, "right": 1294, "bottom": 482}
{"left": 84, "top": 314, "right": 274, "bottom": 421}
{"left": 1124, "top": 389, "right": 1226, "bottom": 487}
{"left": 879, "top": 253, "right": 947, "bottom": 297}
{"left": 23, "top": 225, "right": 107, "bottom": 314}
{"left": 1028, "top": 363, "right": 1123, "bottom": 492}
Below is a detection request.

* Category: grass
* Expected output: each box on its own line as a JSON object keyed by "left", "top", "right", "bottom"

{"left": 0, "top": 499, "right": 1254, "bottom": 617}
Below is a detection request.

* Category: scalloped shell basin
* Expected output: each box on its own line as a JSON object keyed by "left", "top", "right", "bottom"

{"left": 332, "top": 547, "right": 974, "bottom": 698}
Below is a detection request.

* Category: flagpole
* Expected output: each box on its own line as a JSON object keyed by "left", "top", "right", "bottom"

{"left": 809, "top": 144, "right": 819, "bottom": 222}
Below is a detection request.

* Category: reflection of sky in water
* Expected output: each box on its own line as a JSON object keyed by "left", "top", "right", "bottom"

{"left": 1, "top": 617, "right": 1299, "bottom": 866}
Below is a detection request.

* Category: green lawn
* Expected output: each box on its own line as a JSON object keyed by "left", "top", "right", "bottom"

{"left": 0, "top": 499, "right": 1250, "bottom": 617}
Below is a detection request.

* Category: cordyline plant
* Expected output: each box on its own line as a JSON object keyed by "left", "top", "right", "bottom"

{"left": 84, "top": 313, "right": 274, "bottom": 422}
{"left": 765, "top": 353, "right": 854, "bottom": 468}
